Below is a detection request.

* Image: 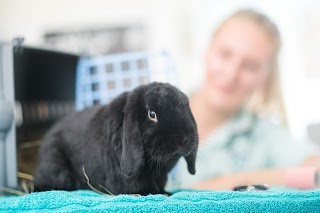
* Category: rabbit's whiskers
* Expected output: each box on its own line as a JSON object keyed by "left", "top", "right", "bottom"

{"left": 147, "top": 155, "right": 158, "bottom": 172}
{"left": 161, "top": 143, "right": 170, "bottom": 155}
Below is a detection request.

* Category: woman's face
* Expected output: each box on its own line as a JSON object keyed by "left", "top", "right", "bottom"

{"left": 204, "top": 18, "right": 274, "bottom": 113}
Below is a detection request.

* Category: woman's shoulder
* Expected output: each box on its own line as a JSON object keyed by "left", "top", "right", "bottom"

{"left": 238, "top": 109, "right": 290, "bottom": 138}
{"left": 228, "top": 109, "right": 294, "bottom": 152}
{"left": 222, "top": 109, "right": 289, "bottom": 142}
{"left": 199, "top": 109, "right": 289, "bottom": 149}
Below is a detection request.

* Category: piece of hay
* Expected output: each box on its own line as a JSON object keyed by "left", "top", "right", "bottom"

{"left": 81, "top": 166, "right": 141, "bottom": 197}
{"left": 82, "top": 166, "right": 115, "bottom": 196}
{"left": 0, "top": 186, "right": 26, "bottom": 196}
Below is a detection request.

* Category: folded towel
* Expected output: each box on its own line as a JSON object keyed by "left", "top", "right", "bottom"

{"left": 0, "top": 189, "right": 319, "bottom": 213}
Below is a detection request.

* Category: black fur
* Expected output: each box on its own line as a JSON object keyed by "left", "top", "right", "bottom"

{"left": 34, "top": 82, "right": 198, "bottom": 195}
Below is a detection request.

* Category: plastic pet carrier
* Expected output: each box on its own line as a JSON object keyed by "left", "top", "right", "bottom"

{"left": 0, "top": 39, "right": 177, "bottom": 190}
{"left": 75, "top": 51, "right": 176, "bottom": 111}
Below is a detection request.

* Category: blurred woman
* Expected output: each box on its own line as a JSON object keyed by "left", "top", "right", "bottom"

{"left": 167, "top": 9, "right": 320, "bottom": 191}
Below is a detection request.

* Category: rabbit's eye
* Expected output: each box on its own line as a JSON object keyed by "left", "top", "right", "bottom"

{"left": 148, "top": 110, "right": 158, "bottom": 123}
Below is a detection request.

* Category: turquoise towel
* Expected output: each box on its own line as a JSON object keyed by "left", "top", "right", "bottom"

{"left": 0, "top": 189, "right": 320, "bottom": 213}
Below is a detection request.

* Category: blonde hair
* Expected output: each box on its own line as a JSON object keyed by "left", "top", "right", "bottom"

{"left": 214, "top": 9, "right": 286, "bottom": 123}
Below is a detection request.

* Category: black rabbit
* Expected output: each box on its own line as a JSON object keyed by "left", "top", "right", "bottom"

{"left": 34, "top": 82, "right": 198, "bottom": 195}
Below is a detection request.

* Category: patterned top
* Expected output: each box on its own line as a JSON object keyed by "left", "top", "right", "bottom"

{"left": 166, "top": 109, "right": 319, "bottom": 190}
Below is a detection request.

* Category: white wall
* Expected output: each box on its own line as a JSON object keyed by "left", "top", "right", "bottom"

{"left": 0, "top": 0, "right": 194, "bottom": 90}
{"left": 0, "top": 0, "right": 150, "bottom": 42}
{"left": 1, "top": 0, "right": 320, "bottom": 140}
{"left": 186, "top": 0, "right": 320, "bottom": 140}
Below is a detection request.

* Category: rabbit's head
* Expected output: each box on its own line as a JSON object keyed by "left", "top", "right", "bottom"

{"left": 121, "top": 82, "right": 198, "bottom": 179}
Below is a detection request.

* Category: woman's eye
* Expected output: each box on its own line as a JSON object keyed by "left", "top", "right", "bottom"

{"left": 148, "top": 110, "right": 158, "bottom": 123}
{"left": 243, "top": 61, "right": 260, "bottom": 73}
{"left": 218, "top": 48, "right": 232, "bottom": 61}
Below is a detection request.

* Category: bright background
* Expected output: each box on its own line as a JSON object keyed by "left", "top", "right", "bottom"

{"left": 1, "top": 0, "right": 320, "bottom": 141}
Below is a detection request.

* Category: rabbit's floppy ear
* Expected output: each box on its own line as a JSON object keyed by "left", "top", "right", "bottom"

{"left": 184, "top": 145, "right": 197, "bottom": 175}
{"left": 120, "top": 93, "right": 145, "bottom": 179}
